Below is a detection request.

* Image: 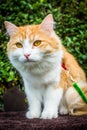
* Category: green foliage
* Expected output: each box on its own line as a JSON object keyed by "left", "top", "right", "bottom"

{"left": 0, "top": 0, "right": 87, "bottom": 111}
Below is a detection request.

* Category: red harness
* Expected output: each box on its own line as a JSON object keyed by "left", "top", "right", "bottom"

{"left": 62, "top": 63, "right": 67, "bottom": 70}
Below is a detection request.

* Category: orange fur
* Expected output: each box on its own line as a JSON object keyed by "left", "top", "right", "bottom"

{"left": 5, "top": 15, "right": 87, "bottom": 116}
{"left": 59, "top": 46, "right": 87, "bottom": 115}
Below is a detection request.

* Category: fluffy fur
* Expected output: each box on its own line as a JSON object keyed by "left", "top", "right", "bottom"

{"left": 5, "top": 14, "right": 87, "bottom": 119}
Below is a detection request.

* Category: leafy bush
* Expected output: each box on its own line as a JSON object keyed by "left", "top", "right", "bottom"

{"left": 0, "top": 0, "right": 87, "bottom": 111}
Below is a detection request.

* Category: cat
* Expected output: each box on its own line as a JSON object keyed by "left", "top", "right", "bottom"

{"left": 4, "top": 14, "right": 87, "bottom": 119}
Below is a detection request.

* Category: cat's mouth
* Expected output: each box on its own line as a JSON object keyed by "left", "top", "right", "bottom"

{"left": 25, "top": 59, "right": 36, "bottom": 63}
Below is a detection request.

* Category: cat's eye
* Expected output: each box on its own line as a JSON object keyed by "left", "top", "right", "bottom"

{"left": 33, "top": 40, "right": 41, "bottom": 47}
{"left": 16, "top": 42, "right": 23, "bottom": 48}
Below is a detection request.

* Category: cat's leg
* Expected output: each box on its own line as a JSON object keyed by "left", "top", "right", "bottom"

{"left": 41, "top": 87, "right": 63, "bottom": 119}
{"left": 59, "top": 105, "right": 69, "bottom": 115}
{"left": 25, "top": 86, "right": 42, "bottom": 119}
{"left": 65, "top": 85, "right": 87, "bottom": 115}
{"left": 59, "top": 97, "right": 69, "bottom": 115}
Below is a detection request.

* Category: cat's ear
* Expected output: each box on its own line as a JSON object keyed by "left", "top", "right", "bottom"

{"left": 40, "top": 14, "right": 54, "bottom": 35}
{"left": 4, "top": 21, "right": 18, "bottom": 37}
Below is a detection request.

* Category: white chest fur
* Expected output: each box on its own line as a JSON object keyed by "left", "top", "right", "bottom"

{"left": 23, "top": 64, "right": 61, "bottom": 88}
{"left": 9, "top": 50, "right": 63, "bottom": 119}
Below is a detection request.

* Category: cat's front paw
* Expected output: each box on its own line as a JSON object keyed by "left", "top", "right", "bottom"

{"left": 26, "top": 111, "right": 40, "bottom": 119}
{"left": 41, "top": 110, "right": 58, "bottom": 119}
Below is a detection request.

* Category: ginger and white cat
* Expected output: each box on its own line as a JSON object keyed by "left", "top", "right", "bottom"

{"left": 5, "top": 14, "right": 87, "bottom": 119}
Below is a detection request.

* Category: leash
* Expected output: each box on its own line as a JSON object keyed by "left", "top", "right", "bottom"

{"left": 62, "top": 63, "right": 87, "bottom": 104}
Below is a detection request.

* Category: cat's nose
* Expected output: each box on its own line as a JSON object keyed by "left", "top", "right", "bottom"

{"left": 24, "top": 54, "right": 30, "bottom": 59}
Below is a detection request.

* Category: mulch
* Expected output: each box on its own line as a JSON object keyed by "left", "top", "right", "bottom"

{"left": 0, "top": 111, "right": 87, "bottom": 130}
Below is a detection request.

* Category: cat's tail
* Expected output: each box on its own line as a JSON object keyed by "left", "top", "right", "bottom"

{"left": 70, "top": 105, "right": 87, "bottom": 115}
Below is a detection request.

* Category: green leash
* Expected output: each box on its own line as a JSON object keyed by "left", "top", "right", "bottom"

{"left": 73, "top": 82, "right": 87, "bottom": 104}
{"left": 62, "top": 63, "right": 87, "bottom": 104}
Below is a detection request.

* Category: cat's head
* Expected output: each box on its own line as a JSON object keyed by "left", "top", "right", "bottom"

{"left": 5, "top": 14, "right": 62, "bottom": 67}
